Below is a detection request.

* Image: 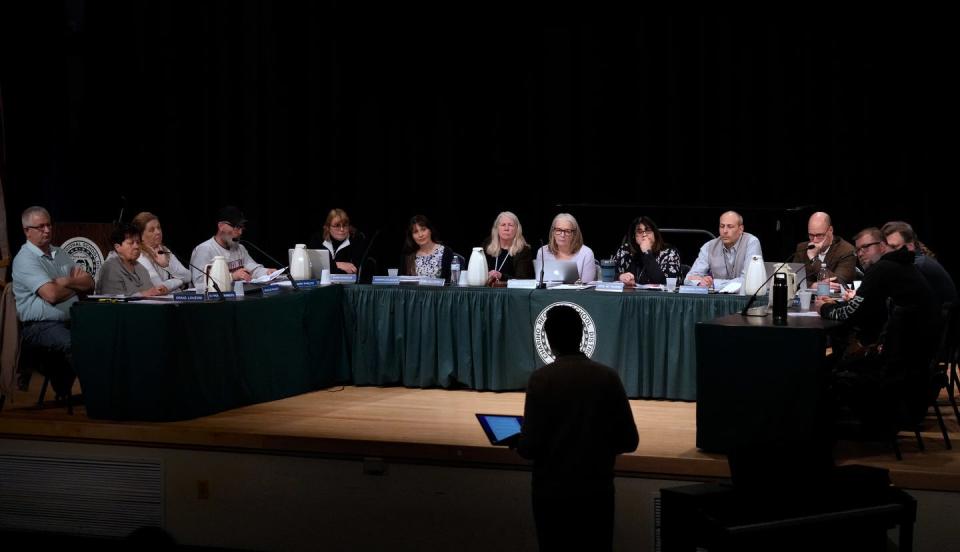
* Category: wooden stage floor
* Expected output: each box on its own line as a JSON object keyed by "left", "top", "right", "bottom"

{"left": 2, "top": 380, "right": 959, "bottom": 492}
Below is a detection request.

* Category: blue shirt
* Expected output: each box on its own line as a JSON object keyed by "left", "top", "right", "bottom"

{"left": 11, "top": 242, "right": 80, "bottom": 322}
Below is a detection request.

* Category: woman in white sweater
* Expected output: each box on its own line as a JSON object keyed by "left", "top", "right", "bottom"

{"left": 131, "top": 211, "right": 191, "bottom": 291}
{"left": 536, "top": 213, "right": 596, "bottom": 283}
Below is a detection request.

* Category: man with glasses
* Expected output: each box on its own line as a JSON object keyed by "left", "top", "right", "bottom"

{"left": 790, "top": 212, "right": 856, "bottom": 288}
{"left": 685, "top": 211, "right": 763, "bottom": 289}
{"left": 189, "top": 206, "right": 275, "bottom": 289}
{"left": 11, "top": 206, "right": 94, "bottom": 391}
{"left": 881, "top": 221, "right": 957, "bottom": 305}
{"left": 817, "top": 227, "right": 937, "bottom": 351}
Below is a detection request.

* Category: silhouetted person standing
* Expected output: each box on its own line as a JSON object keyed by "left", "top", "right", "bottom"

{"left": 517, "top": 306, "right": 639, "bottom": 551}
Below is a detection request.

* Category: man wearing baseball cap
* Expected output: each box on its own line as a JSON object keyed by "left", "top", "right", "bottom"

{"left": 189, "top": 206, "right": 275, "bottom": 289}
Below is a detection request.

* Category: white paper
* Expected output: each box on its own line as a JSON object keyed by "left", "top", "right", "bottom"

{"left": 251, "top": 267, "right": 287, "bottom": 284}
{"left": 717, "top": 281, "right": 742, "bottom": 294}
{"left": 788, "top": 311, "right": 822, "bottom": 317}
{"left": 547, "top": 284, "right": 593, "bottom": 290}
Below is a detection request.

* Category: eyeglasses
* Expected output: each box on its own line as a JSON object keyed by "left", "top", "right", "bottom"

{"left": 222, "top": 221, "right": 245, "bottom": 230}
{"left": 808, "top": 232, "right": 828, "bottom": 240}
{"left": 25, "top": 223, "right": 52, "bottom": 231}
{"left": 554, "top": 228, "right": 576, "bottom": 236}
{"left": 855, "top": 241, "right": 882, "bottom": 254}
{"left": 636, "top": 229, "right": 652, "bottom": 236}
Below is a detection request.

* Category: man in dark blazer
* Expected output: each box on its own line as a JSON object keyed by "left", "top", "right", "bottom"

{"left": 791, "top": 211, "right": 857, "bottom": 289}
{"left": 517, "top": 306, "right": 639, "bottom": 552}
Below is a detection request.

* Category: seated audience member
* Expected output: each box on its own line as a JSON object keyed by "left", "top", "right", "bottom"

{"left": 482, "top": 211, "right": 534, "bottom": 282}
{"left": 816, "top": 227, "right": 940, "bottom": 436}
{"left": 401, "top": 214, "right": 456, "bottom": 279}
{"left": 189, "top": 206, "right": 275, "bottom": 289}
{"left": 790, "top": 211, "right": 857, "bottom": 288}
{"left": 881, "top": 221, "right": 957, "bottom": 305}
{"left": 612, "top": 216, "right": 681, "bottom": 285}
{"left": 517, "top": 305, "right": 639, "bottom": 551}
{"left": 686, "top": 211, "right": 763, "bottom": 288}
{"left": 131, "top": 211, "right": 191, "bottom": 292}
{"left": 96, "top": 224, "right": 168, "bottom": 296}
{"left": 11, "top": 206, "right": 94, "bottom": 391}
{"left": 307, "top": 208, "right": 368, "bottom": 276}
{"left": 535, "top": 213, "right": 597, "bottom": 283}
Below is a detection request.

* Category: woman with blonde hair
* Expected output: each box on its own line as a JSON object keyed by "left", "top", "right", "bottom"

{"left": 536, "top": 213, "right": 596, "bottom": 282}
{"left": 483, "top": 211, "right": 534, "bottom": 282}
{"left": 307, "top": 208, "right": 368, "bottom": 275}
{"left": 131, "top": 211, "right": 191, "bottom": 291}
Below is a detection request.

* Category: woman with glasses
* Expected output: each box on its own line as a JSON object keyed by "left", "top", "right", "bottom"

{"left": 536, "top": 213, "right": 597, "bottom": 282}
{"left": 308, "top": 208, "right": 368, "bottom": 276}
{"left": 401, "top": 214, "right": 457, "bottom": 280}
{"left": 131, "top": 211, "right": 191, "bottom": 291}
{"left": 483, "top": 211, "right": 534, "bottom": 282}
{"left": 612, "top": 216, "right": 681, "bottom": 285}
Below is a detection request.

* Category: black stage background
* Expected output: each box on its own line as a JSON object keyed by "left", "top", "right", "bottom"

{"left": 1, "top": 5, "right": 953, "bottom": 275}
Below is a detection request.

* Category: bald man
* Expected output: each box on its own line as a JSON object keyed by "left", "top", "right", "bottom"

{"left": 790, "top": 212, "right": 857, "bottom": 288}
{"left": 685, "top": 211, "right": 763, "bottom": 289}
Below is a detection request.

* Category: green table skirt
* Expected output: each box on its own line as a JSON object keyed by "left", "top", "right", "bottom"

{"left": 342, "top": 286, "right": 749, "bottom": 400}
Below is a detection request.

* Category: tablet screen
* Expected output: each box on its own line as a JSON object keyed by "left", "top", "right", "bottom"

{"left": 476, "top": 413, "right": 524, "bottom": 445}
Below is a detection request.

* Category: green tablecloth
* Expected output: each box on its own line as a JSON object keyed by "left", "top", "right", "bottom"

{"left": 72, "top": 286, "right": 349, "bottom": 421}
{"left": 342, "top": 286, "right": 749, "bottom": 400}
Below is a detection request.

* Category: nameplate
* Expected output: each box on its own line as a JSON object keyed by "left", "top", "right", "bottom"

{"left": 261, "top": 285, "right": 281, "bottom": 295}
{"left": 291, "top": 279, "right": 320, "bottom": 289}
{"left": 419, "top": 278, "right": 446, "bottom": 287}
{"left": 329, "top": 274, "right": 357, "bottom": 284}
{"left": 678, "top": 285, "right": 709, "bottom": 295}
{"left": 173, "top": 293, "right": 206, "bottom": 302}
{"left": 507, "top": 279, "right": 538, "bottom": 289}
{"left": 595, "top": 282, "right": 625, "bottom": 293}
{"left": 372, "top": 276, "right": 400, "bottom": 286}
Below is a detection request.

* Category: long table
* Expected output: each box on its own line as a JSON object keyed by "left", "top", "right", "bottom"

{"left": 72, "top": 285, "right": 748, "bottom": 421}
{"left": 72, "top": 286, "right": 349, "bottom": 421}
{"left": 342, "top": 286, "right": 749, "bottom": 400}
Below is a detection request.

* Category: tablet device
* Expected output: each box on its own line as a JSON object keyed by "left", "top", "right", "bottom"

{"left": 475, "top": 413, "right": 524, "bottom": 446}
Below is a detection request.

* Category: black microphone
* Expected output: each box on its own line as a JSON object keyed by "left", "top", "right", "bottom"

{"left": 115, "top": 195, "right": 127, "bottom": 224}
{"left": 185, "top": 259, "right": 225, "bottom": 302}
{"left": 536, "top": 240, "right": 547, "bottom": 289}
{"left": 356, "top": 229, "right": 380, "bottom": 284}
{"left": 741, "top": 246, "right": 814, "bottom": 317}
{"left": 236, "top": 238, "right": 300, "bottom": 292}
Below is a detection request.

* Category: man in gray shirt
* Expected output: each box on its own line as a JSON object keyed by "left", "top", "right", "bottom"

{"left": 686, "top": 210, "right": 763, "bottom": 288}
{"left": 189, "top": 206, "right": 275, "bottom": 289}
{"left": 11, "top": 206, "right": 94, "bottom": 390}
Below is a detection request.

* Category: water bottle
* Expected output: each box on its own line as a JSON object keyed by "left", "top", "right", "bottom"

{"left": 450, "top": 257, "right": 461, "bottom": 286}
{"left": 772, "top": 272, "right": 788, "bottom": 324}
{"left": 816, "top": 265, "right": 830, "bottom": 296}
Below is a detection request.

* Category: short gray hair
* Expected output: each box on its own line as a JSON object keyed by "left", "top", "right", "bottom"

{"left": 21, "top": 206, "right": 51, "bottom": 227}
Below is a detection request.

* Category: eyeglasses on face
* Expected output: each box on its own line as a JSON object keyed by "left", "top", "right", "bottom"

{"left": 636, "top": 229, "right": 652, "bottom": 236}
{"left": 222, "top": 221, "right": 245, "bottom": 230}
{"left": 25, "top": 223, "right": 53, "bottom": 231}
{"left": 808, "top": 232, "right": 828, "bottom": 240}
{"left": 553, "top": 228, "right": 576, "bottom": 236}
{"left": 855, "top": 241, "right": 882, "bottom": 254}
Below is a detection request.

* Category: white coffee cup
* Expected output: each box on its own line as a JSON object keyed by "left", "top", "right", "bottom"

{"left": 320, "top": 269, "right": 331, "bottom": 285}
{"left": 798, "top": 290, "right": 813, "bottom": 311}
{"left": 388, "top": 268, "right": 399, "bottom": 277}
{"left": 665, "top": 277, "right": 677, "bottom": 291}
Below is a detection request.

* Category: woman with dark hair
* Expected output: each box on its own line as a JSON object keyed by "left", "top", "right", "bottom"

{"left": 612, "top": 216, "right": 681, "bottom": 285}
{"left": 401, "top": 215, "right": 456, "bottom": 280}
{"left": 307, "top": 208, "right": 368, "bottom": 275}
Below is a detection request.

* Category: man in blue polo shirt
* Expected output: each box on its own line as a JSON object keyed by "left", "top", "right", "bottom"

{"left": 11, "top": 206, "right": 94, "bottom": 389}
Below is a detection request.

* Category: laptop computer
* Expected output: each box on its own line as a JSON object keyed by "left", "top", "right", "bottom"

{"left": 532, "top": 259, "right": 580, "bottom": 284}
{"left": 287, "top": 248, "right": 331, "bottom": 279}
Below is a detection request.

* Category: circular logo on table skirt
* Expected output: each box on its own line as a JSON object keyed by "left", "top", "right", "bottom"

{"left": 61, "top": 237, "right": 104, "bottom": 278}
{"left": 533, "top": 301, "right": 597, "bottom": 364}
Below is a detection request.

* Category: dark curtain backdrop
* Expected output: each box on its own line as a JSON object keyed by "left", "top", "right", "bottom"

{"left": 1, "top": 4, "right": 953, "bottom": 274}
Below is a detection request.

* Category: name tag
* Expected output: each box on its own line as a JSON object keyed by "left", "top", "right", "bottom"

{"left": 419, "top": 278, "right": 446, "bottom": 287}
{"left": 261, "top": 285, "right": 281, "bottom": 295}
{"left": 329, "top": 274, "right": 357, "bottom": 284}
{"left": 173, "top": 293, "right": 206, "bottom": 302}
{"left": 507, "top": 279, "right": 538, "bottom": 289}
{"left": 292, "top": 279, "right": 320, "bottom": 289}
{"left": 678, "top": 285, "right": 709, "bottom": 295}
{"left": 372, "top": 276, "right": 400, "bottom": 286}
{"left": 595, "top": 282, "right": 624, "bottom": 292}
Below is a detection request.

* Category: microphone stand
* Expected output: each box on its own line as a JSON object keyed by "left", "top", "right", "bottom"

{"left": 237, "top": 238, "right": 300, "bottom": 292}
{"left": 356, "top": 229, "right": 380, "bottom": 284}
{"left": 741, "top": 245, "right": 816, "bottom": 316}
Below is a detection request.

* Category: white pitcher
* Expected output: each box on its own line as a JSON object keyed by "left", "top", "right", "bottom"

{"left": 466, "top": 247, "right": 489, "bottom": 287}
{"left": 204, "top": 255, "right": 232, "bottom": 293}
{"left": 742, "top": 255, "right": 766, "bottom": 296}
{"left": 290, "top": 243, "right": 312, "bottom": 280}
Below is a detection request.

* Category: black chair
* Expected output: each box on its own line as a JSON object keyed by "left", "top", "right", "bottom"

{"left": 936, "top": 303, "right": 960, "bottom": 425}
{"left": 16, "top": 328, "right": 76, "bottom": 415}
